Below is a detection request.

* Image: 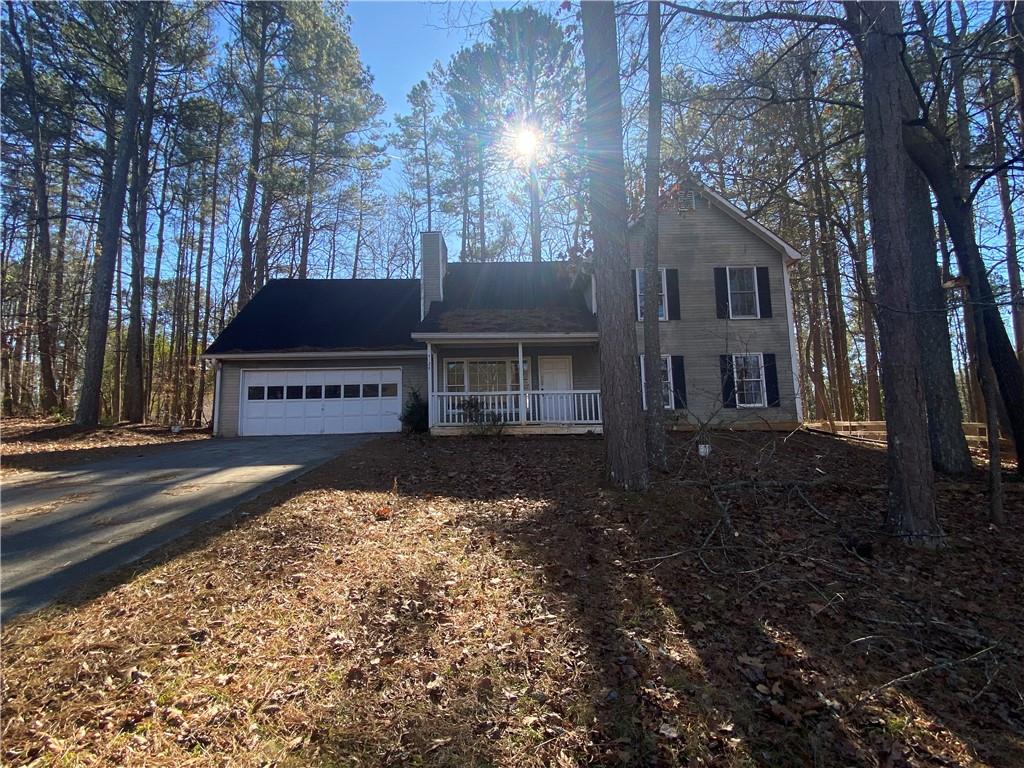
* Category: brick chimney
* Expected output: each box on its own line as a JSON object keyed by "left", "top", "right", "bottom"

{"left": 420, "top": 231, "right": 447, "bottom": 319}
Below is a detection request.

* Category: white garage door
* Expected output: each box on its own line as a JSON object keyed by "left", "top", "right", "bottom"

{"left": 240, "top": 368, "right": 402, "bottom": 436}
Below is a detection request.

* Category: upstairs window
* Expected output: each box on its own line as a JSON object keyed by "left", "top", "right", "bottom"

{"left": 727, "top": 266, "right": 759, "bottom": 319}
{"left": 635, "top": 269, "right": 667, "bottom": 321}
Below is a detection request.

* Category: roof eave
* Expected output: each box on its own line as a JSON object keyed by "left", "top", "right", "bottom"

{"left": 202, "top": 348, "right": 426, "bottom": 361}
{"left": 410, "top": 331, "right": 599, "bottom": 342}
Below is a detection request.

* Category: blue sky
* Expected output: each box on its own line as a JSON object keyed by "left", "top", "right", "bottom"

{"left": 345, "top": 1, "right": 526, "bottom": 186}
{"left": 346, "top": 1, "right": 463, "bottom": 128}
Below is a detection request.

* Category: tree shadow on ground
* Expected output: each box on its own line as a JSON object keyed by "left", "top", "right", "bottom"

{"left": 416, "top": 432, "right": 1023, "bottom": 766}
{"left": 2, "top": 432, "right": 1020, "bottom": 767}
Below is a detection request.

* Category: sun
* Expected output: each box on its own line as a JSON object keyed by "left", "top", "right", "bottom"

{"left": 514, "top": 125, "right": 540, "bottom": 162}
{"left": 506, "top": 123, "right": 545, "bottom": 167}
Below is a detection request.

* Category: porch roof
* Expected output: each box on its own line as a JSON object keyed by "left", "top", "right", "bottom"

{"left": 415, "top": 261, "right": 597, "bottom": 336}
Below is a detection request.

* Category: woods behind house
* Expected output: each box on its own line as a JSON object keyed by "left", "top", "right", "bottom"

{"left": 2, "top": 2, "right": 1021, "bottom": 481}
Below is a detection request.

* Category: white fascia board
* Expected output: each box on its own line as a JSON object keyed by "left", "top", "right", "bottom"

{"left": 410, "top": 332, "right": 599, "bottom": 342}
{"left": 203, "top": 350, "right": 426, "bottom": 361}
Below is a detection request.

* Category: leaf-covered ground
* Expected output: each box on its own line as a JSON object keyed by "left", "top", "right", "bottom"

{"left": 0, "top": 418, "right": 209, "bottom": 476}
{"left": 2, "top": 431, "right": 1021, "bottom": 767}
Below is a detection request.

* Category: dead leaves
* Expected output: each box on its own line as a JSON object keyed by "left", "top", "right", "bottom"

{"left": 1, "top": 433, "right": 1021, "bottom": 767}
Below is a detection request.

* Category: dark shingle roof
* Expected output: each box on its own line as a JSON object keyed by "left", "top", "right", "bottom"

{"left": 416, "top": 262, "right": 596, "bottom": 334}
{"left": 205, "top": 279, "right": 423, "bottom": 355}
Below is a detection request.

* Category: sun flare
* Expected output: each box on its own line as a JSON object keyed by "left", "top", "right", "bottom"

{"left": 514, "top": 126, "right": 540, "bottom": 161}
{"left": 508, "top": 124, "right": 544, "bottom": 167}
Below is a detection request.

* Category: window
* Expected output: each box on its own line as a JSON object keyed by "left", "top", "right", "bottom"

{"left": 468, "top": 361, "right": 506, "bottom": 391}
{"left": 247, "top": 386, "right": 265, "bottom": 401}
{"left": 267, "top": 386, "right": 284, "bottom": 400}
{"left": 381, "top": 382, "right": 398, "bottom": 397}
{"left": 325, "top": 385, "right": 341, "bottom": 399}
{"left": 640, "top": 354, "right": 673, "bottom": 409}
{"left": 444, "top": 359, "right": 530, "bottom": 392}
{"left": 728, "top": 267, "right": 759, "bottom": 318}
{"left": 362, "top": 383, "right": 380, "bottom": 398}
{"left": 305, "top": 385, "right": 322, "bottom": 400}
{"left": 636, "top": 269, "right": 667, "bottom": 321}
{"left": 343, "top": 384, "right": 360, "bottom": 398}
{"left": 733, "top": 354, "right": 765, "bottom": 407}
{"left": 286, "top": 385, "right": 303, "bottom": 399}
{"left": 446, "top": 362, "right": 465, "bottom": 392}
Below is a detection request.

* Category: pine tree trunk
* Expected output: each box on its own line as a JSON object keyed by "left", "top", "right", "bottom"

{"left": 855, "top": 1, "right": 941, "bottom": 546}
{"left": 299, "top": 95, "right": 320, "bottom": 279}
{"left": 123, "top": 27, "right": 160, "bottom": 423}
{"left": 642, "top": 0, "right": 667, "bottom": 471}
{"left": 905, "top": 133, "right": 1024, "bottom": 472}
{"left": 195, "top": 106, "right": 223, "bottom": 427}
{"left": 1006, "top": 1, "right": 1024, "bottom": 133}
{"left": 477, "top": 140, "right": 486, "bottom": 259}
{"left": 985, "top": 71, "right": 1023, "bottom": 365}
{"left": 76, "top": 1, "right": 149, "bottom": 426}
{"left": 852, "top": 161, "right": 882, "bottom": 420}
{"left": 8, "top": 5, "right": 58, "bottom": 412}
{"left": 905, "top": 165, "right": 973, "bottom": 475}
{"left": 238, "top": 4, "right": 269, "bottom": 309}
{"left": 807, "top": 218, "right": 832, "bottom": 423}
{"left": 12, "top": 204, "right": 34, "bottom": 411}
{"left": 581, "top": 0, "right": 648, "bottom": 491}
{"left": 54, "top": 118, "right": 72, "bottom": 410}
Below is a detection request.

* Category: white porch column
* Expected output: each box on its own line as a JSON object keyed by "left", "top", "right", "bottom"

{"left": 518, "top": 341, "right": 526, "bottom": 425}
{"left": 426, "top": 342, "right": 434, "bottom": 428}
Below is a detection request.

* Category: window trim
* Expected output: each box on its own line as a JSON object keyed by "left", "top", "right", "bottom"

{"left": 639, "top": 354, "right": 674, "bottom": 410}
{"left": 726, "top": 265, "right": 760, "bottom": 320}
{"left": 732, "top": 352, "right": 766, "bottom": 408}
{"left": 443, "top": 358, "right": 532, "bottom": 393}
{"left": 635, "top": 268, "right": 668, "bottom": 322}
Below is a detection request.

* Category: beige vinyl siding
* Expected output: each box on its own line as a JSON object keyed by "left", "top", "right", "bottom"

{"left": 431, "top": 344, "right": 600, "bottom": 391}
{"left": 216, "top": 356, "right": 427, "bottom": 437}
{"left": 628, "top": 196, "right": 800, "bottom": 425}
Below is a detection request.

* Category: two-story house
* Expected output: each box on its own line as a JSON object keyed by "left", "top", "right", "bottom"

{"left": 204, "top": 181, "right": 803, "bottom": 437}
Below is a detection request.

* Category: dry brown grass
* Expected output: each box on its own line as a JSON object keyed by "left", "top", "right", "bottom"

{"left": 0, "top": 418, "right": 209, "bottom": 476}
{"left": 1, "top": 431, "right": 1021, "bottom": 767}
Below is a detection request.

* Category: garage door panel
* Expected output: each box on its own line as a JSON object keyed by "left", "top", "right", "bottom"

{"left": 241, "top": 367, "right": 402, "bottom": 436}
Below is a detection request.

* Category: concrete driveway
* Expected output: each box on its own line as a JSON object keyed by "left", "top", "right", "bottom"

{"left": 1, "top": 435, "right": 372, "bottom": 619}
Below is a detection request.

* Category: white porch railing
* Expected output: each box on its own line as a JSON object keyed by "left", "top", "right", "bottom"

{"left": 432, "top": 390, "right": 602, "bottom": 427}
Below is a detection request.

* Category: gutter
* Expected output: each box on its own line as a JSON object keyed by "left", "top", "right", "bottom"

{"left": 411, "top": 332, "right": 599, "bottom": 342}
{"left": 202, "top": 349, "right": 426, "bottom": 361}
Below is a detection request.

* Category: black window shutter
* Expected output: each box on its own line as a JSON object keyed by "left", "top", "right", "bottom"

{"left": 714, "top": 268, "right": 729, "bottom": 318}
{"left": 671, "top": 356, "right": 686, "bottom": 409}
{"left": 631, "top": 269, "right": 639, "bottom": 320}
{"left": 666, "top": 268, "right": 681, "bottom": 320}
{"left": 763, "top": 353, "right": 780, "bottom": 406}
{"left": 756, "top": 267, "right": 773, "bottom": 318}
{"left": 720, "top": 355, "right": 736, "bottom": 408}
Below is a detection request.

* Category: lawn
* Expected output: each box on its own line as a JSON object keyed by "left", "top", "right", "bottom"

{"left": 1, "top": 431, "right": 1021, "bottom": 767}
{"left": 0, "top": 418, "right": 210, "bottom": 476}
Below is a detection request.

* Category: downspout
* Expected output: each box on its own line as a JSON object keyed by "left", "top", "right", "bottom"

{"left": 212, "top": 360, "right": 222, "bottom": 436}
{"left": 518, "top": 341, "right": 526, "bottom": 425}
{"left": 782, "top": 264, "right": 804, "bottom": 422}
{"left": 426, "top": 342, "right": 433, "bottom": 429}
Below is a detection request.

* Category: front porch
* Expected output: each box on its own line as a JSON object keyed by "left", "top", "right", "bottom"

{"left": 421, "top": 337, "right": 603, "bottom": 434}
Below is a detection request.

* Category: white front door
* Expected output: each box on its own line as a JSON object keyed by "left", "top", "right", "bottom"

{"left": 537, "top": 356, "right": 573, "bottom": 422}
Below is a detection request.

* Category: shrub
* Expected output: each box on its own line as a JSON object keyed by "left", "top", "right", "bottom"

{"left": 400, "top": 388, "right": 429, "bottom": 433}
